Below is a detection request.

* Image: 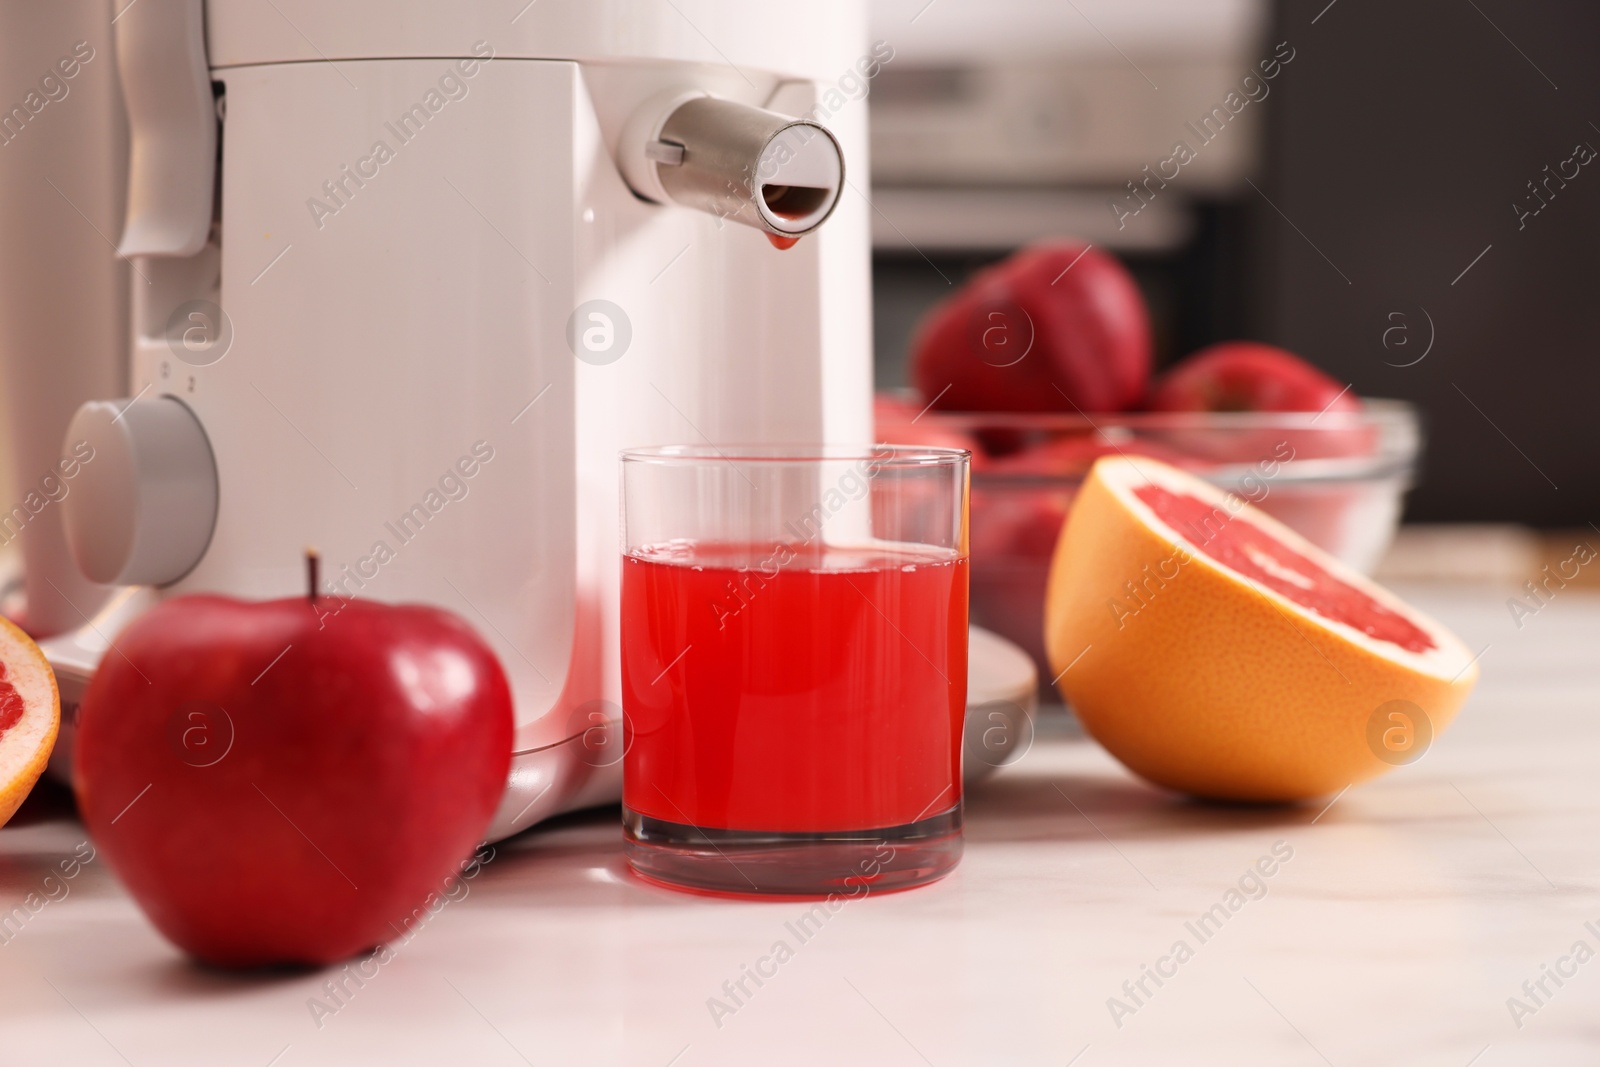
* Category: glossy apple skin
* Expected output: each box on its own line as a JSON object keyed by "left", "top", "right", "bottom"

{"left": 1146, "top": 342, "right": 1358, "bottom": 414}
{"left": 1146, "top": 342, "right": 1372, "bottom": 463}
{"left": 75, "top": 595, "right": 513, "bottom": 967}
{"left": 911, "top": 240, "right": 1152, "bottom": 413}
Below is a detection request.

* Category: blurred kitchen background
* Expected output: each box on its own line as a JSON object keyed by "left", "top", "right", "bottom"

{"left": 1, "top": 0, "right": 1592, "bottom": 585}
{"left": 867, "top": 0, "right": 1599, "bottom": 528}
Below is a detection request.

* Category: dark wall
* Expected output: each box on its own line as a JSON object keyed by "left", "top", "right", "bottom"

{"left": 1259, "top": 0, "right": 1600, "bottom": 525}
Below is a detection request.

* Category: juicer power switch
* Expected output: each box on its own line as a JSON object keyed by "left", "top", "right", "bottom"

{"left": 60, "top": 396, "right": 219, "bottom": 587}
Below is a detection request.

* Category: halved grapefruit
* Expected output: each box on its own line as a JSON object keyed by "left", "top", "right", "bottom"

{"left": 1044, "top": 456, "right": 1478, "bottom": 801}
{"left": 0, "top": 616, "right": 59, "bottom": 825}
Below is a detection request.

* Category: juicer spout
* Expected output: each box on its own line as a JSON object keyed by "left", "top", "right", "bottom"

{"left": 620, "top": 92, "right": 844, "bottom": 240}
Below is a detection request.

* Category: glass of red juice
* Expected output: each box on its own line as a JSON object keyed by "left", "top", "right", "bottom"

{"left": 620, "top": 444, "right": 970, "bottom": 896}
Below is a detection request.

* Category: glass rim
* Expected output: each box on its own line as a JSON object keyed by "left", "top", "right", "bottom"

{"left": 620, "top": 443, "right": 971, "bottom": 467}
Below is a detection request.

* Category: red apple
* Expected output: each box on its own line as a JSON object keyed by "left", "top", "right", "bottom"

{"left": 910, "top": 240, "right": 1152, "bottom": 414}
{"left": 1147, "top": 342, "right": 1370, "bottom": 463}
{"left": 74, "top": 588, "right": 513, "bottom": 967}
{"left": 1146, "top": 342, "right": 1356, "bottom": 414}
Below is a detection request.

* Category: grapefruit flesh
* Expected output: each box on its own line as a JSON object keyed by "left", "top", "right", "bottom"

{"left": 0, "top": 616, "right": 60, "bottom": 825}
{"left": 1045, "top": 456, "right": 1478, "bottom": 801}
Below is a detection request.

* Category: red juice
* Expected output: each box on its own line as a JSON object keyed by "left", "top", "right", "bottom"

{"left": 621, "top": 541, "right": 969, "bottom": 834}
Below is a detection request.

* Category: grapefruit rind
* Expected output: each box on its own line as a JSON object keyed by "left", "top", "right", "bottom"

{"left": 1045, "top": 456, "right": 1478, "bottom": 801}
{"left": 0, "top": 615, "right": 60, "bottom": 826}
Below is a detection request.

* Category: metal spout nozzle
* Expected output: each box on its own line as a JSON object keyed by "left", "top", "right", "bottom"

{"left": 624, "top": 94, "right": 844, "bottom": 238}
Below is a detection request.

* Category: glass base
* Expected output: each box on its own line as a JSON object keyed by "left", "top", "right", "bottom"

{"left": 623, "top": 806, "right": 962, "bottom": 897}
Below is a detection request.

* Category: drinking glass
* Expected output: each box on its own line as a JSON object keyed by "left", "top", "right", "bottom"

{"left": 620, "top": 444, "right": 969, "bottom": 896}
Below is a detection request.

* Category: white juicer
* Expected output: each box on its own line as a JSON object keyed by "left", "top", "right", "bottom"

{"left": 0, "top": 0, "right": 1034, "bottom": 841}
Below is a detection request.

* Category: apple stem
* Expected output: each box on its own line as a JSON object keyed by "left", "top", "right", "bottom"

{"left": 306, "top": 547, "right": 320, "bottom": 605}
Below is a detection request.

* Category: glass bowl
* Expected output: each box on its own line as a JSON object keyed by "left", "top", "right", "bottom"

{"left": 900, "top": 399, "right": 1422, "bottom": 691}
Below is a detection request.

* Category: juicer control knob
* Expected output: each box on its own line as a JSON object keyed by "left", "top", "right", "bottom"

{"left": 60, "top": 396, "right": 219, "bottom": 587}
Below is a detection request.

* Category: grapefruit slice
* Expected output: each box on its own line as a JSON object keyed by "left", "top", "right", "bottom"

{"left": 1044, "top": 456, "right": 1478, "bottom": 801}
{"left": 0, "top": 615, "right": 60, "bottom": 825}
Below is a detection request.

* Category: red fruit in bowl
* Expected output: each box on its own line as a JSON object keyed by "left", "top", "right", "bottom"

{"left": 973, "top": 437, "right": 1209, "bottom": 562}
{"left": 1147, "top": 342, "right": 1356, "bottom": 414}
{"left": 911, "top": 240, "right": 1152, "bottom": 413}
{"left": 986, "top": 435, "right": 1203, "bottom": 477}
{"left": 967, "top": 483, "right": 1073, "bottom": 675}
{"left": 1147, "top": 342, "right": 1371, "bottom": 463}
{"left": 969, "top": 435, "right": 1217, "bottom": 671}
{"left": 75, "top": 590, "right": 513, "bottom": 967}
{"left": 873, "top": 393, "right": 982, "bottom": 460}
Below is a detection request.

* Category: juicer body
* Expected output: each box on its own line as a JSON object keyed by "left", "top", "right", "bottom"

{"left": 0, "top": 0, "right": 128, "bottom": 639}
{"left": 14, "top": 1, "right": 874, "bottom": 840}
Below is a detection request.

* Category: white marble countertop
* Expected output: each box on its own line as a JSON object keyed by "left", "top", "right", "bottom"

{"left": 2, "top": 581, "right": 1595, "bottom": 1066}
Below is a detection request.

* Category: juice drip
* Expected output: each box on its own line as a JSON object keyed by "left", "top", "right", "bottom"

{"left": 766, "top": 233, "right": 800, "bottom": 250}
{"left": 622, "top": 542, "right": 969, "bottom": 832}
